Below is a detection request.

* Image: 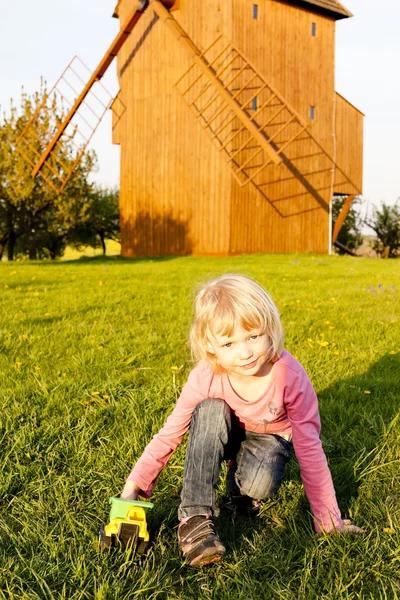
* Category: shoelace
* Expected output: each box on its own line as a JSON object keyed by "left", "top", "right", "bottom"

{"left": 180, "top": 519, "right": 216, "bottom": 545}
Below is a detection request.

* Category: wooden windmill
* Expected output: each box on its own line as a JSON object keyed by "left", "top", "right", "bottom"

{"left": 17, "top": 0, "right": 363, "bottom": 255}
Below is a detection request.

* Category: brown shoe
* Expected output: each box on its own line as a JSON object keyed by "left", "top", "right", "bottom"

{"left": 178, "top": 516, "right": 226, "bottom": 567}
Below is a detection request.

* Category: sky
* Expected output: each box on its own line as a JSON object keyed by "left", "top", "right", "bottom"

{"left": 1, "top": 0, "right": 399, "bottom": 224}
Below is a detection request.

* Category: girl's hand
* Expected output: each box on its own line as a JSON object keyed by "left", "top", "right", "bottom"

{"left": 337, "top": 519, "right": 365, "bottom": 535}
{"left": 121, "top": 479, "right": 142, "bottom": 501}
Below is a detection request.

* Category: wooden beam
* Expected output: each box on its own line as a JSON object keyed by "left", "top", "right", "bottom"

{"left": 151, "top": 0, "right": 282, "bottom": 166}
{"left": 32, "top": 0, "right": 148, "bottom": 178}
{"left": 332, "top": 194, "right": 356, "bottom": 243}
{"left": 333, "top": 240, "right": 358, "bottom": 256}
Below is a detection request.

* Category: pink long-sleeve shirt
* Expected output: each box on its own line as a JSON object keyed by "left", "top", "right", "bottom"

{"left": 128, "top": 350, "right": 344, "bottom": 532}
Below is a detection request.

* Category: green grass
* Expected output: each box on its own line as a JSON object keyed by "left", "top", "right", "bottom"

{"left": 0, "top": 254, "right": 399, "bottom": 600}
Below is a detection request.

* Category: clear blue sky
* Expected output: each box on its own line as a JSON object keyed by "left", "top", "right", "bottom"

{"left": 1, "top": 0, "right": 399, "bottom": 220}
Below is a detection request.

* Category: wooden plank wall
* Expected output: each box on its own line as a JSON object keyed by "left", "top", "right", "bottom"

{"left": 229, "top": 0, "right": 336, "bottom": 253}
{"left": 334, "top": 92, "right": 364, "bottom": 194}
{"left": 116, "top": 0, "right": 233, "bottom": 256}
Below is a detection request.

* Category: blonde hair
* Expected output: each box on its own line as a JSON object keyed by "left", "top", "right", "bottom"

{"left": 190, "top": 274, "right": 284, "bottom": 372}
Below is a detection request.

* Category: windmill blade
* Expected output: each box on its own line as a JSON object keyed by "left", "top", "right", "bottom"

{"left": 15, "top": 0, "right": 149, "bottom": 192}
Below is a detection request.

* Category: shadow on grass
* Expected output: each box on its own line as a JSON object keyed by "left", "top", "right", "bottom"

{"left": 20, "top": 302, "right": 126, "bottom": 328}
{"left": 0, "top": 255, "right": 186, "bottom": 268}
{"left": 43, "top": 255, "right": 184, "bottom": 267}
{"left": 318, "top": 351, "right": 400, "bottom": 510}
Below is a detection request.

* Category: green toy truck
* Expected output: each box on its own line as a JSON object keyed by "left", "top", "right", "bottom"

{"left": 99, "top": 497, "right": 154, "bottom": 552}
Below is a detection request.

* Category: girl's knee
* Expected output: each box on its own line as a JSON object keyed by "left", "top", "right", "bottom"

{"left": 235, "top": 437, "right": 291, "bottom": 499}
{"left": 192, "top": 398, "right": 231, "bottom": 421}
{"left": 240, "top": 468, "right": 283, "bottom": 500}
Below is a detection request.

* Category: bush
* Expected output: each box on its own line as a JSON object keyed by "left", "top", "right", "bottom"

{"left": 365, "top": 201, "right": 400, "bottom": 258}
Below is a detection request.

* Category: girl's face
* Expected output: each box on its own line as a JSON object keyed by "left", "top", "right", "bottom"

{"left": 208, "top": 326, "right": 271, "bottom": 379}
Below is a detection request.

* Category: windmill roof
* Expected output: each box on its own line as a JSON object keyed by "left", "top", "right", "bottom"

{"left": 111, "top": 0, "right": 352, "bottom": 20}
{"left": 286, "top": 0, "right": 353, "bottom": 19}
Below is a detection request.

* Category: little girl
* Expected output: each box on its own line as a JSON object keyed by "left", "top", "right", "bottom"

{"left": 121, "top": 274, "right": 362, "bottom": 567}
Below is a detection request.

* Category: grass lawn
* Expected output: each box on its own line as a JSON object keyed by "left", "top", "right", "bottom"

{"left": 0, "top": 254, "right": 399, "bottom": 600}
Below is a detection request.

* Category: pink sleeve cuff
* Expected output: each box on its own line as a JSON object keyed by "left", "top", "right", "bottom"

{"left": 314, "top": 513, "right": 344, "bottom": 533}
{"left": 127, "top": 474, "right": 153, "bottom": 499}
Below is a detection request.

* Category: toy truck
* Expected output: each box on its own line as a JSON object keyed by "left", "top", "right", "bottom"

{"left": 99, "top": 497, "right": 154, "bottom": 552}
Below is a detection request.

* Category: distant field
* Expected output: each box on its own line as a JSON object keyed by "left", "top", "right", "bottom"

{"left": 0, "top": 254, "right": 399, "bottom": 599}
{"left": 61, "top": 240, "right": 121, "bottom": 261}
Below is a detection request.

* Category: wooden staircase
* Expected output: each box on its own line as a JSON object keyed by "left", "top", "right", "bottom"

{"left": 175, "top": 34, "right": 308, "bottom": 188}
{"left": 152, "top": 0, "right": 361, "bottom": 215}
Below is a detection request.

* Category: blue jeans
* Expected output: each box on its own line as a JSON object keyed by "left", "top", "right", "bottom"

{"left": 179, "top": 398, "right": 292, "bottom": 520}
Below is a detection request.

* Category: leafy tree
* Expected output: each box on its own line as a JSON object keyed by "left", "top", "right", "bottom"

{"left": 365, "top": 201, "right": 400, "bottom": 258}
{"left": 25, "top": 169, "right": 94, "bottom": 260}
{"left": 15, "top": 190, "right": 93, "bottom": 260}
{"left": 332, "top": 195, "right": 363, "bottom": 253}
{"left": 70, "top": 186, "right": 120, "bottom": 255}
{"left": 0, "top": 84, "right": 96, "bottom": 260}
{"left": 0, "top": 200, "right": 28, "bottom": 261}
{"left": 0, "top": 203, "right": 9, "bottom": 260}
